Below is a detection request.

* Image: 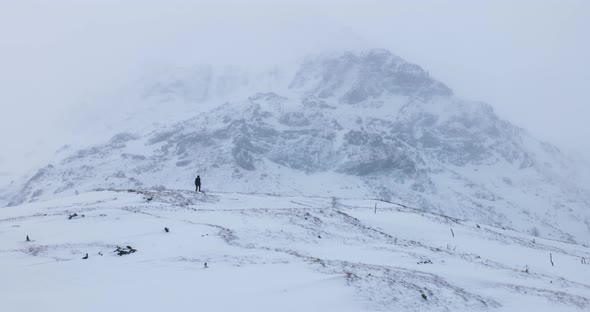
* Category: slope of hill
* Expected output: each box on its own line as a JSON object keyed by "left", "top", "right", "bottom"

{"left": 2, "top": 49, "right": 589, "bottom": 245}
{"left": 1, "top": 190, "right": 589, "bottom": 311}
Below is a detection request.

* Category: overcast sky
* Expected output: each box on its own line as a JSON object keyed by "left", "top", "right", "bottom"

{"left": 0, "top": 0, "right": 589, "bottom": 178}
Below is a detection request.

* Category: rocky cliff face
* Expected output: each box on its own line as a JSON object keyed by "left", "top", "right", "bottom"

{"left": 3, "top": 49, "right": 589, "bottom": 244}
{"left": 291, "top": 49, "right": 453, "bottom": 103}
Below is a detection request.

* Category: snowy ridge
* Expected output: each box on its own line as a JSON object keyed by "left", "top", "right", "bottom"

{"left": 1, "top": 190, "right": 589, "bottom": 311}
{"left": 2, "top": 49, "right": 589, "bottom": 246}
{"left": 290, "top": 49, "right": 453, "bottom": 102}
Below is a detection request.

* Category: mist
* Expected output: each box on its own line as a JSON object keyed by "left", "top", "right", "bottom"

{"left": 1, "top": 0, "right": 589, "bottom": 179}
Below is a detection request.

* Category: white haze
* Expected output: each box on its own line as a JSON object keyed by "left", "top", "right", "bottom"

{"left": 0, "top": 0, "right": 589, "bottom": 180}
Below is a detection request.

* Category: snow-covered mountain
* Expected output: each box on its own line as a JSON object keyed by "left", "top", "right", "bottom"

{"left": 2, "top": 49, "right": 589, "bottom": 245}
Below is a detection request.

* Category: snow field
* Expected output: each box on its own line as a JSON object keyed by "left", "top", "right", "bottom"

{"left": 1, "top": 190, "right": 589, "bottom": 311}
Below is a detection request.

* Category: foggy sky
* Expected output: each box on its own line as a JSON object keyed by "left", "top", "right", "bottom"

{"left": 1, "top": 0, "right": 589, "bottom": 178}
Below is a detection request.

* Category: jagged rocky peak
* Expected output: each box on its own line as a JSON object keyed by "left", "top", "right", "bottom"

{"left": 290, "top": 49, "right": 453, "bottom": 104}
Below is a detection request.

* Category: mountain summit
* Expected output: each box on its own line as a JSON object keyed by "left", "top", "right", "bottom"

{"left": 291, "top": 49, "right": 453, "bottom": 102}
{"left": 2, "top": 49, "right": 589, "bottom": 244}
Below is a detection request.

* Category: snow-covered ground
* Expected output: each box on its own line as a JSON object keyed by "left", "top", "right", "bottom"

{"left": 1, "top": 189, "right": 589, "bottom": 311}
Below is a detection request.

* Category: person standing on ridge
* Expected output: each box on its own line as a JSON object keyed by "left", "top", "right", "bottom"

{"left": 195, "top": 175, "right": 201, "bottom": 192}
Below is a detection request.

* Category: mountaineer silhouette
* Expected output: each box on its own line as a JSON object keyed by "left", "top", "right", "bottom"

{"left": 195, "top": 175, "right": 201, "bottom": 192}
